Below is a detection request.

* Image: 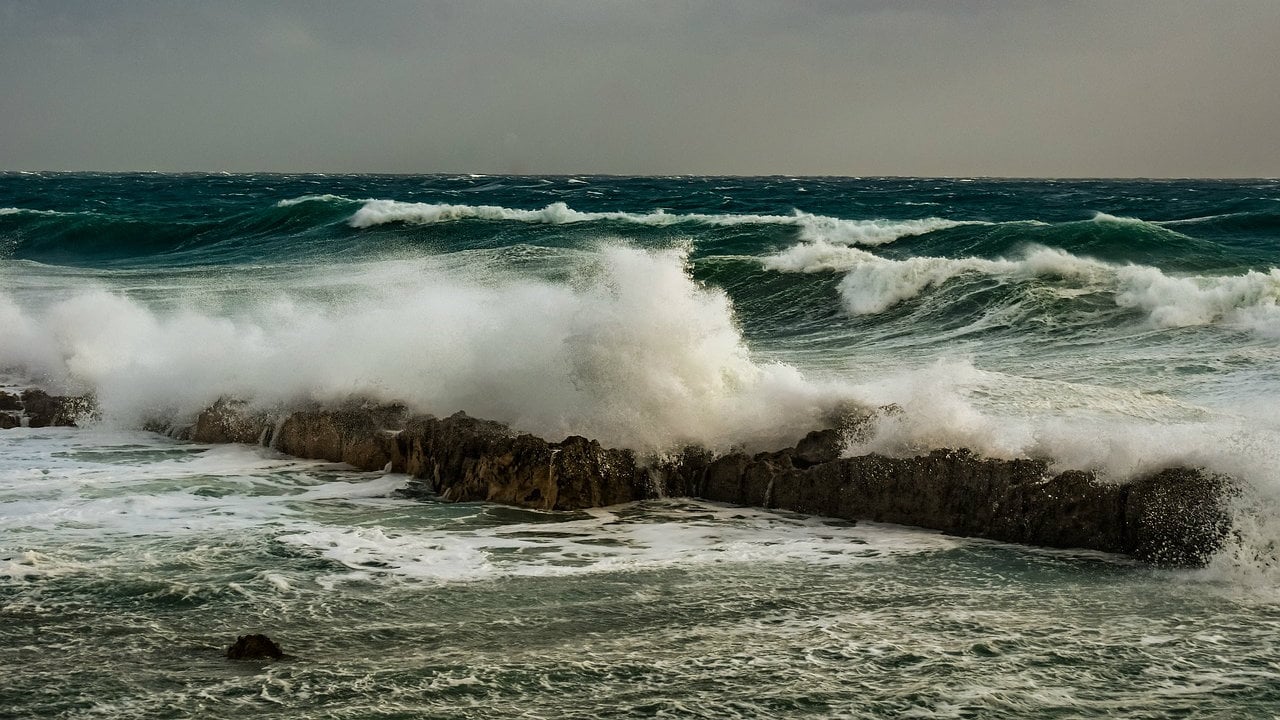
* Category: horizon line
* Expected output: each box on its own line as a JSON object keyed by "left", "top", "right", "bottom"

{"left": 2, "top": 169, "right": 1277, "bottom": 182}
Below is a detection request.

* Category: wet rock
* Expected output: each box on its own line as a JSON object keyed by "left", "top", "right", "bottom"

{"left": 1126, "top": 468, "right": 1236, "bottom": 567}
{"left": 393, "top": 413, "right": 654, "bottom": 510}
{"left": 274, "top": 403, "right": 406, "bottom": 471}
{"left": 182, "top": 398, "right": 273, "bottom": 444}
{"left": 18, "top": 390, "right": 87, "bottom": 428}
{"left": 792, "top": 428, "right": 843, "bottom": 468}
{"left": 0, "top": 413, "right": 19, "bottom": 430}
{"left": 171, "top": 398, "right": 1235, "bottom": 567}
{"left": 0, "top": 391, "right": 20, "bottom": 412}
{"left": 225, "top": 634, "right": 284, "bottom": 660}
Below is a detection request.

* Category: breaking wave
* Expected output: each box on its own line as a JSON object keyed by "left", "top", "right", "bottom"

{"left": 339, "top": 197, "right": 977, "bottom": 246}
{"left": 763, "top": 240, "right": 1280, "bottom": 332}
{"left": 0, "top": 246, "right": 845, "bottom": 453}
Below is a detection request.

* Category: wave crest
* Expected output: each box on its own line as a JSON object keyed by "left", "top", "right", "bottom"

{"left": 763, "top": 240, "right": 1280, "bottom": 331}
{"left": 340, "top": 198, "right": 973, "bottom": 246}
{"left": 0, "top": 246, "right": 845, "bottom": 453}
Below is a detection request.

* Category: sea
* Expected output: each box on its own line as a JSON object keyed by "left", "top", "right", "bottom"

{"left": 2, "top": 173, "right": 1279, "bottom": 717}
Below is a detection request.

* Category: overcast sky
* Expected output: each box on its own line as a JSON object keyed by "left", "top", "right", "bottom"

{"left": 2, "top": 1, "right": 1277, "bottom": 176}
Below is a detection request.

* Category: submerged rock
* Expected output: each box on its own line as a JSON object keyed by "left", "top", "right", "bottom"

{"left": 167, "top": 398, "right": 1236, "bottom": 567}
{"left": 225, "top": 634, "right": 285, "bottom": 660}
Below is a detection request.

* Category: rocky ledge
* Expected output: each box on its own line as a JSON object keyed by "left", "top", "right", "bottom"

{"left": 165, "top": 398, "right": 1236, "bottom": 568}
{"left": 0, "top": 389, "right": 92, "bottom": 429}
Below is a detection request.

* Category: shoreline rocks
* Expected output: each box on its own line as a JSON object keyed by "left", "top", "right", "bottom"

{"left": 168, "top": 399, "right": 1235, "bottom": 568}
{"left": 0, "top": 389, "right": 92, "bottom": 429}
{"left": 0, "top": 390, "right": 1235, "bottom": 567}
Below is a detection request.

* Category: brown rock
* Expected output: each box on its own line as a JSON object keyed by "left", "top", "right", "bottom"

{"left": 793, "top": 428, "right": 842, "bottom": 467}
{"left": 225, "top": 634, "right": 284, "bottom": 660}
{"left": 184, "top": 398, "right": 272, "bottom": 444}
{"left": 19, "top": 389, "right": 84, "bottom": 428}
{"left": 273, "top": 405, "right": 405, "bottom": 471}
{"left": 170, "top": 397, "right": 1236, "bottom": 567}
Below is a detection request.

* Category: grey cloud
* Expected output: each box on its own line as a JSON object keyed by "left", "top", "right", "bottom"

{"left": 1, "top": 0, "right": 1277, "bottom": 176}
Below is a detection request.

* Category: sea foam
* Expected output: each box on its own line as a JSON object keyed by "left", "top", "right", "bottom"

{"left": 327, "top": 197, "right": 976, "bottom": 246}
{"left": 0, "top": 246, "right": 843, "bottom": 453}
{"left": 764, "top": 240, "right": 1280, "bottom": 332}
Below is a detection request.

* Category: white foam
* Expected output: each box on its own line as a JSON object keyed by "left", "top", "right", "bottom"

{"left": 1114, "top": 266, "right": 1280, "bottom": 331}
{"left": 0, "top": 245, "right": 846, "bottom": 453}
{"left": 0, "top": 428, "right": 407, "bottom": 541}
{"left": 1091, "top": 211, "right": 1152, "bottom": 225}
{"left": 843, "top": 358, "right": 1280, "bottom": 487}
{"left": 340, "top": 198, "right": 974, "bottom": 246}
{"left": 764, "top": 241, "right": 1280, "bottom": 332}
{"left": 274, "top": 194, "right": 352, "bottom": 207}
{"left": 0, "top": 207, "right": 72, "bottom": 217}
{"left": 276, "top": 502, "right": 959, "bottom": 585}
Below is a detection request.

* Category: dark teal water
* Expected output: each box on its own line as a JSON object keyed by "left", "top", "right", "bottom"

{"left": 3, "top": 174, "right": 1280, "bottom": 717}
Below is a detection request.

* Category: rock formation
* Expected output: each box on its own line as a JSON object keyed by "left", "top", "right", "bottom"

{"left": 168, "top": 400, "right": 1235, "bottom": 567}
{"left": 0, "top": 390, "right": 1234, "bottom": 567}
{"left": 225, "top": 634, "right": 285, "bottom": 660}
{"left": 0, "top": 389, "right": 91, "bottom": 429}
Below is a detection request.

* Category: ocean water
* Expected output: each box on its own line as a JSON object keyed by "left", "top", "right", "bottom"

{"left": 3, "top": 173, "right": 1280, "bottom": 717}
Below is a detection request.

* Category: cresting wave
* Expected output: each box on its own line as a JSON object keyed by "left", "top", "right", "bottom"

{"left": 279, "top": 195, "right": 979, "bottom": 246}
{"left": 764, "top": 239, "right": 1280, "bottom": 332}
{"left": 0, "top": 246, "right": 843, "bottom": 453}
{"left": 3, "top": 242, "right": 1277, "bottom": 489}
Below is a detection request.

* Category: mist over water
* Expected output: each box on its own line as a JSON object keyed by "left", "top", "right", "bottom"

{"left": 4, "top": 174, "right": 1280, "bottom": 717}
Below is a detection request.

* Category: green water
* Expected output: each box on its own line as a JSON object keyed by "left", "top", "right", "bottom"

{"left": 3, "top": 429, "right": 1278, "bottom": 719}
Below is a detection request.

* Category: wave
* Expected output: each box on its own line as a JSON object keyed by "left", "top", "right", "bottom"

{"left": 0, "top": 207, "right": 80, "bottom": 217}
{"left": 1, "top": 200, "right": 360, "bottom": 266}
{"left": 340, "top": 198, "right": 977, "bottom": 246}
{"left": 0, "top": 246, "right": 846, "bottom": 453}
{"left": 275, "top": 194, "right": 352, "bottom": 207}
{"left": 5, "top": 250, "right": 1276, "bottom": 483}
{"left": 763, "top": 240, "right": 1280, "bottom": 331}
{"left": 1090, "top": 212, "right": 1158, "bottom": 226}
{"left": 9, "top": 240, "right": 1280, "bottom": 576}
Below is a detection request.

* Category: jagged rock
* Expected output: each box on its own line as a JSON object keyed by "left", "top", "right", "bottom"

{"left": 793, "top": 428, "right": 842, "bottom": 468}
{"left": 160, "top": 397, "right": 1237, "bottom": 567}
{"left": 274, "top": 404, "right": 405, "bottom": 471}
{"left": 0, "top": 392, "right": 20, "bottom": 412}
{"left": 183, "top": 398, "right": 272, "bottom": 444}
{"left": 0, "top": 413, "right": 19, "bottom": 430}
{"left": 1126, "top": 469, "right": 1236, "bottom": 567}
{"left": 392, "top": 413, "right": 655, "bottom": 510}
{"left": 699, "top": 448, "right": 1136, "bottom": 555}
{"left": 225, "top": 634, "right": 284, "bottom": 660}
{"left": 19, "top": 390, "right": 83, "bottom": 428}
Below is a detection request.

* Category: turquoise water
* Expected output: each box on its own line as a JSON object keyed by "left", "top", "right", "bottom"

{"left": 3, "top": 174, "right": 1280, "bottom": 716}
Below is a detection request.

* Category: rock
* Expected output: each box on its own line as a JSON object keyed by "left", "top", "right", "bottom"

{"left": 793, "top": 428, "right": 842, "bottom": 468}
{"left": 167, "top": 397, "right": 1236, "bottom": 567}
{"left": 273, "top": 404, "right": 406, "bottom": 471}
{"left": 1126, "top": 468, "right": 1236, "bottom": 567}
{"left": 183, "top": 398, "right": 273, "bottom": 444}
{"left": 692, "top": 445, "right": 1228, "bottom": 566}
{"left": 225, "top": 634, "right": 284, "bottom": 660}
{"left": 393, "top": 413, "right": 655, "bottom": 510}
{"left": 0, "top": 392, "right": 20, "bottom": 412}
{"left": 0, "top": 413, "right": 19, "bottom": 430}
{"left": 18, "top": 390, "right": 87, "bottom": 428}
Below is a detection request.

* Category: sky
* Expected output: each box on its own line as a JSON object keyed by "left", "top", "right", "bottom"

{"left": 1, "top": 0, "right": 1278, "bottom": 177}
